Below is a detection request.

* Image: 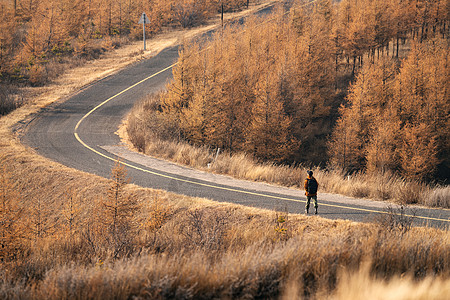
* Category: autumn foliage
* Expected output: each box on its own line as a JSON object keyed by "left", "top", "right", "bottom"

{"left": 0, "top": 1, "right": 449, "bottom": 297}
{"left": 0, "top": 0, "right": 252, "bottom": 86}
{"left": 161, "top": 5, "right": 337, "bottom": 164}
{"left": 329, "top": 40, "right": 449, "bottom": 181}
{"left": 151, "top": 0, "right": 449, "bottom": 180}
{"left": 0, "top": 152, "right": 449, "bottom": 298}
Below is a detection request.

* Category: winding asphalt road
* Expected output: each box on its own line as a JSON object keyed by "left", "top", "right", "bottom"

{"left": 22, "top": 29, "right": 449, "bottom": 230}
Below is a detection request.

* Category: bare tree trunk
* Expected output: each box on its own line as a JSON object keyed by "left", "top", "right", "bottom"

{"left": 108, "top": 2, "right": 112, "bottom": 35}
{"left": 396, "top": 36, "right": 399, "bottom": 58}
{"left": 221, "top": 3, "right": 224, "bottom": 29}
{"left": 119, "top": 1, "right": 122, "bottom": 35}
{"left": 352, "top": 56, "right": 356, "bottom": 77}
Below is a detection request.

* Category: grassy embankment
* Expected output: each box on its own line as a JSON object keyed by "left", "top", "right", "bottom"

{"left": 1, "top": 149, "right": 449, "bottom": 298}
{"left": 124, "top": 4, "right": 449, "bottom": 209}
{"left": 0, "top": 1, "right": 449, "bottom": 299}
{"left": 125, "top": 93, "right": 450, "bottom": 209}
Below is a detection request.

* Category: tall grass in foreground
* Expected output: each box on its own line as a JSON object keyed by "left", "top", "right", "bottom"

{"left": 126, "top": 94, "right": 450, "bottom": 208}
{"left": 2, "top": 217, "right": 449, "bottom": 299}
{"left": 1, "top": 146, "right": 449, "bottom": 299}
{"left": 22, "top": 230, "right": 450, "bottom": 298}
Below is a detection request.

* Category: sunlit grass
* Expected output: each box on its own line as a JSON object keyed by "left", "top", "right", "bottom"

{"left": 1, "top": 130, "right": 449, "bottom": 298}
{"left": 126, "top": 94, "right": 449, "bottom": 208}
{"left": 0, "top": 2, "right": 448, "bottom": 297}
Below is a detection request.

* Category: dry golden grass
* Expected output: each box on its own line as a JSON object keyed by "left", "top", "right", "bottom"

{"left": 329, "top": 263, "right": 450, "bottom": 300}
{"left": 124, "top": 94, "right": 450, "bottom": 208}
{"left": 6, "top": 0, "right": 278, "bottom": 141}
{"left": 1, "top": 143, "right": 449, "bottom": 298}
{"left": 0, "top": 179, "right": 448, "bottom": 299}
{"left": 0, "top": 1, "right": 449, "bottom": 298}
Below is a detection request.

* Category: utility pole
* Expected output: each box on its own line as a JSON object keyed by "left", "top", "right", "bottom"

{"left": 138, "top": 12, "right": 150, "bottom": 51}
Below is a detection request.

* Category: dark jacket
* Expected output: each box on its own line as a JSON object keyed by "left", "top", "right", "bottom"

{"left": 304, "top": 176, "right": 318, "bottom": 197}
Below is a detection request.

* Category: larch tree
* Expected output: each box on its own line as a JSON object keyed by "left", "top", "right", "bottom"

{"left": 365, "top": 108, "right": 402, "bottom": 174}
{"left": 389, "top": 0, "right": 414, "bottom": 57}
{"left": 99, "top": 159, "right": 140, "bottom": 258}
{"left": 61, "top": 188, "right": 83, "bottom": 240}
{"left": 57, "top": 0, "right": 88, "bottom": 37}
{"left": 0, "top": 3, "right": 15, "bottom": 76}
{"left": 212, "top": 43, "right": 245, "bottom": 151}
{"left": 0, "top": 160, "right": 26, "bottom": 262}
{"left": 28, "top": 195, "right": 57, "bottom": 240}
{"left": 245, "top": 62, "right": 293, "bottom": 162}
{"left": 368, "top": 0, "right": 392, "bottom": 56}
{"left": 398, "top": 123, "right": 439, "bottom": 180}
{"left": 162, "top": 43, "right": 195, "bottom": 129}
{"left": 398, "top": 124, "right": 438, "bottom": 181}
{"left": 287, "top": 4, "right": 335, "bottom": 164}
{"left": 361, "top": 57, "right": 399, "bottom": 174}
{"left": 393, "top": 38, "right": 449, "bottom": 179}
{"left": 328, "top": 57, "right": 397, "bottom": 172}
{"left": 328, "top": 113, "right": 363, "bottom": 172}
{"left": 179, "top": 47, "right": 212, "bottom": 145}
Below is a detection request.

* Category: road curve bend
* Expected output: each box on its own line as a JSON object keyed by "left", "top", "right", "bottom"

{"left": 22, "top": 40, "right": 449, "bottom": 229}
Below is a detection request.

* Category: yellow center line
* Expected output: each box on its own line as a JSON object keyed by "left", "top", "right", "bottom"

{"left": 74, "top": 63, "right": 177, "bottom": 132}
{"left": 73, "top": 5, "right": 449, "bottom": 225}
{"left": 73, "top": 67, "right": 449, "bottom": 224}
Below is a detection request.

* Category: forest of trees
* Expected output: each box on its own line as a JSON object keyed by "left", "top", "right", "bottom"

{"left": 157, "top": 0, "right": 449, "bottom": 181}
{"left": 328, "top": 40, "right": 449, "bottom": 181}
{"left": 0, "top": 0, "right": 251, "bottom": 86}
{"left": 1, "top": 0, "right": 448, "bottom": 180}
{"left": 161, "top": 5, "right": 337, "bottom": 165}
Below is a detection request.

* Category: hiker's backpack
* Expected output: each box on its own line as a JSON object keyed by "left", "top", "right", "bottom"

{"left": 307, "top": 178, "right": 318, "bottom": 194}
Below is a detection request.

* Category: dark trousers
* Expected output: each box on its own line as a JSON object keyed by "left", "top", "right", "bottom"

{"left": 305, "top": 195, "right": 318, "bottom": 210}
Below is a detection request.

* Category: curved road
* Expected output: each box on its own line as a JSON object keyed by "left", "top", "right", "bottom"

{"left": 22, "top": 38, "right": 449, "bottom": 230}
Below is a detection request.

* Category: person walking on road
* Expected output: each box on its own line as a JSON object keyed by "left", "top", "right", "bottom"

{"left": 304, "top": 170, "right": 319, "bottom": 215}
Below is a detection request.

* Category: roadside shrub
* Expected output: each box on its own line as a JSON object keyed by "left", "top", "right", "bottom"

{"left": 127, "top": 116, "right": 147, "bottom": 152}
{"left": 424, "top": 186, "right": 450, "bottom": 208}
{"left": 127, "top": 92, "right": 448, "bottom": 209}
{"left": 373, "top": 206, "right": 415, "bottom": 234}
{"left": 178, "top": 207, "right": 231, "bottom": 251}
{"left": 127, "top": 93, "right": 181, "bottom": 146}
{"left": 1, "top": 150, "right": 449, "bottom": 299}
{"left": 350, "top": 183, "right": 370, "bottom": 199}
{"left": 395, "top": 180, "right": 426, "bottom": 205}
{"left": 0, "top": 85, "right": 24, "bottom": 115}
